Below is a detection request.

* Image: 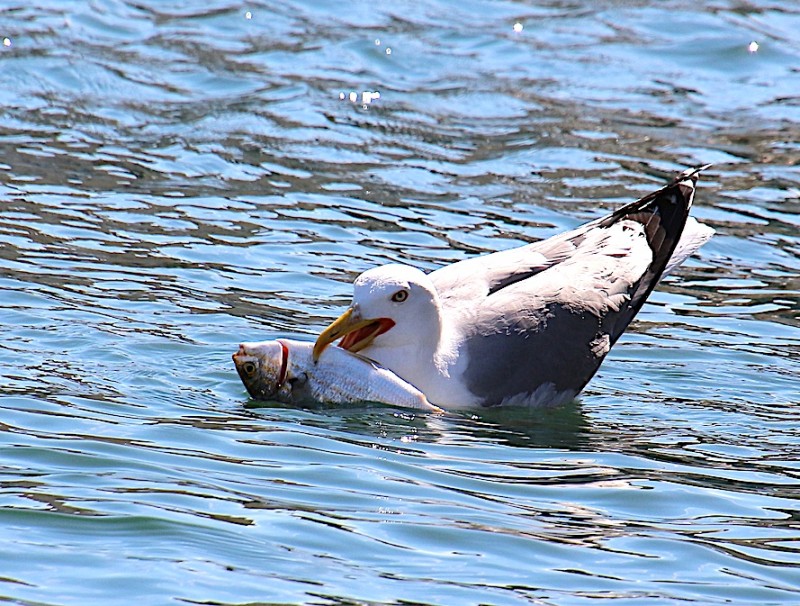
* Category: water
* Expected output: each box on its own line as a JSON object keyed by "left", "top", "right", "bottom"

{"left": 1, "top": 1, "right": 798, "bottom": 604}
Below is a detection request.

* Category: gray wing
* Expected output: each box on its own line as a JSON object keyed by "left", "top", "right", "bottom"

{"left": 460, "top": 248, "right": 642, "bottom": 407}
{"left": 431, "top": 166, "right": 708, "bottom": 307}
{"left": 447, "top": 166, "right": 706, "bottom": 407}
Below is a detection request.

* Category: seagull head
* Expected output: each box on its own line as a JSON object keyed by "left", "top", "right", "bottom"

{"left": 313, "top": 264, "right": 441, "bottom": 363}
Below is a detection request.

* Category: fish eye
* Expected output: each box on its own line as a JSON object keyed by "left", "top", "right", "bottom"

{"left": 242, "top": 361, "right": 257, "bottom": 376}
{"left": 391, "top": 289, "right": 409, "bottom": 303}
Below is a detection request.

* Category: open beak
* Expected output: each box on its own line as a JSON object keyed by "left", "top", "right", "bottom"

{"left": 312, "top": 307, "right": 395, "bottom": 362}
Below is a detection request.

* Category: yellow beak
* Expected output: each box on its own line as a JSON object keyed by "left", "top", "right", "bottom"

{"left": 312, "top": 307, "right": 395, "bottom": 363}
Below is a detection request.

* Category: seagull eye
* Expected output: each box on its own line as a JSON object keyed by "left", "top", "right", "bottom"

{"left": 391, "top": 289, "right": 409, "bottom": 303}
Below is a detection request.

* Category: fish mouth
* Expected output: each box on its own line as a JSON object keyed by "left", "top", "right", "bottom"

{"left": 232, "top": 346, "right": 256, "bottom": 377}
{"left": 313, "top": 307, "right": 395, "bottom": 362}
{"left": 232, "top": 340, "right": 291, "bottom": 399}
{"left": 232, "top": 349, "right": 261, "bottom": 398}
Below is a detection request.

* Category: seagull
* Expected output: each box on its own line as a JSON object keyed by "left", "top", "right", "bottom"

{"left": 313, "top": 166, "right": 714, "bottom": 409}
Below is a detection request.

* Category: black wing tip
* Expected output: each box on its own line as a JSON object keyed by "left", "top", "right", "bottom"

{"left": 670, "top": 163, "right": 712, "bottom": 197}
{"left": 675, "top": 163, "right": 712, "bottom": 181}
{"left": 638, "top": 163, "right": 712, "bottom": 212}
{"left": 602, "top": 163, "right": 710, "bottom": 285}
{"left": 602, "top": 164, "right": 710, "bottom": 346}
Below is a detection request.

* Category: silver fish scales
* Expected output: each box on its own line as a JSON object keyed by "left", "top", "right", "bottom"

{"left": 233, "top": 339, "right": 440, "bottom": 411}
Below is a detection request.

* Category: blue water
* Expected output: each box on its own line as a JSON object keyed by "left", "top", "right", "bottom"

{"left": 1, "top": 1, "right": 799, "bottom": 604}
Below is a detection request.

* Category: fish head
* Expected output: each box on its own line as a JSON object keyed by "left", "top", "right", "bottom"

{"left": 232, "top": 340, "right": 289, "bottom": 401}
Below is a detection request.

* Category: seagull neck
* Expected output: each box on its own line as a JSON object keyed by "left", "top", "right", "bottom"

{"left": 366, "top": 306, "right": 443, "bottom": 383}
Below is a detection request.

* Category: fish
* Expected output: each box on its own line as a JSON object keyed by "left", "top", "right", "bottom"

{"left": 232, "top": 338, "right": 441, "bottom": 411}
